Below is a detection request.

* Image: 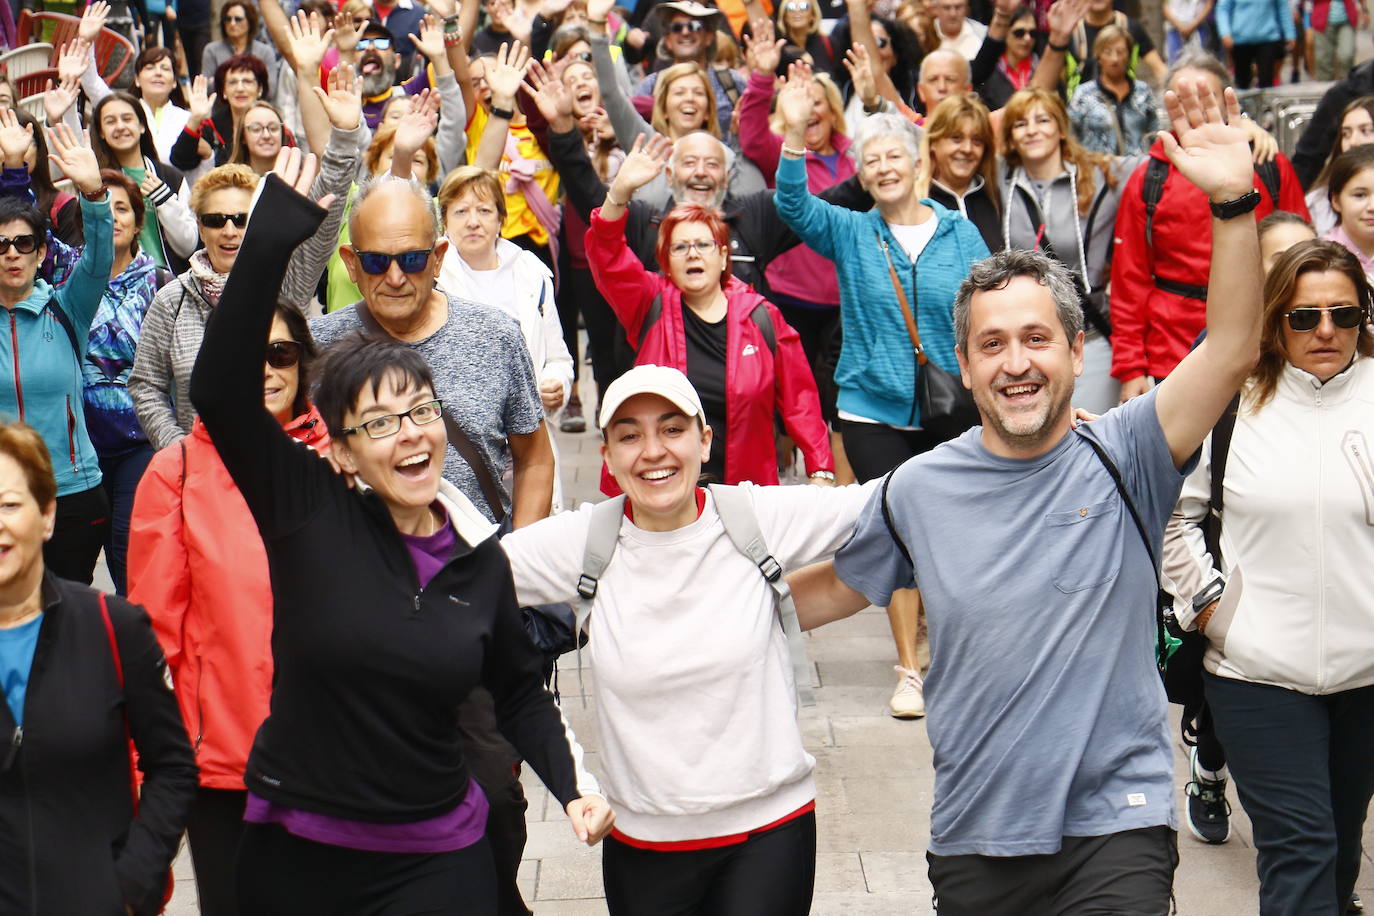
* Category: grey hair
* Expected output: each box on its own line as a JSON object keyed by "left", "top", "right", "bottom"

{"left": 1167, "top": 51, "right": 1232, "bottom": 93}
{"left": 952, "top": 249, "right": 1083, "bottom": 353}
{"left": 348, "top": 173, "right": 442, "bottom": 242}
{"left": 667, "top": 131, "right": 736, "bottom": 208}
{"left": 848, "top": 111, "right": 923, "bottom": 167}
{"left": 919, "top": 48, "right": 970, "bottom": 87}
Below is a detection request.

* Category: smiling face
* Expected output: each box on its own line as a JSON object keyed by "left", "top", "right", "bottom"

{"left": 563, "top": 62, "right": 601, "bottom": 117}
{"left": 1009, "top": 101, "right": 1062, "bottom": 170}
{"left": 958, "top": 275, "right": 1083, "bottom": 456}
{"left": 1334, "top": 165, "right": 1374, "bottom": 249}
{"left": 931, "top": 116, "right": 984, "bottom": 191}
{"left": 264, "top": 314, "right": 302, "bottom": 424}
{"left": 664, "top": 13, "right": 709, "bottom": 61}
{"left": 1341, "top": 107, "right": 1374, "bottom": 153}
{"left": 359, "top": 35, "right": 398, "bottom": 96}
{"left": 858, "top": 134, "right": 918, "bottom": 210}
{"left": 668, "top": 133, "right": 728, "bottom": 207}
{"left": 0, "top": 452, "right": 54, "bottom": 591}
{"left": 783, "top": 0, "right": 814, "bottom": 33}
{"left": 242, "top": 106, "right": 284, "bottom": 163}
{"left": 223, "top": 67, "right": 262, "bottom": 114}
{"left": 335, "top": 372, "right": 446, "bottom": 514}
{"left": 108, "top": 185, "right": 139, "bottom": 257}
{"left": 666, "top": 219, "right": 727, "bottom": 296}
{"left": 136, "top": 55, "right": 176, "bottom": 104}
{"left": 1282, "top": 270, "right": 1363, "bottom": 382}
{"left": 100, "top": 99, "right": 144, "bottom": 156}
{"left": 1006, "top": 13, "right": 1036, "bottom": 63}
{"left": 802, "top": 82, "right": 836, "bottom": 151}
{"left": 467, "top": 57, "right": 493, "bottom": 110}
{"left": 343, "top": 185, "right": 445, "bottom": 330}
{"left": 444, "top": 188, "right": 502, "bottom": 264}
{"left": 198, "top": 186, "right": 252, "bottom": 273}
{"left": 664, "top": 72, "right": 710, "bottom": 136}
{"left": 601, "top": 393, "right": 712, "bottom": 530}
{"left": 0, "top": 218, "right": 43, "bottom": 301}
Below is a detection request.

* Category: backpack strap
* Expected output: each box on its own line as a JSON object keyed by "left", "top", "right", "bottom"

{"left": 576, "top": 495, "right": 627, "bottom": 639}
{"left": 1255, "top": 159, "right": 1281, "bottom": 206}
{"left": 1202, "top": 395, "right": 1240, "bottom": 569}
{"left": 44, "top": 300, "right": 81, "bottom": 360}
{"left": 1141, "top": 157, "right": 1169, "bottom": 250}
{"left": 97, "top": 593, "right": 140, "bottom": 815}
{"left": 879, "top": 469, "right": 914, "bottom": 570}
{"left": 635, "top": 293, "right": 664, "bottom": 351}
{"left": 708, "top": 484, "right": 815, "bottom": 707}
{"left": 748, "top": 303, "right": 777, "bottom": 355}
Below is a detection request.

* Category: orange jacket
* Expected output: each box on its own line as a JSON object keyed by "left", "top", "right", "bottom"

{"left": 126, "top": 408, "right": 330, "bottom": 790}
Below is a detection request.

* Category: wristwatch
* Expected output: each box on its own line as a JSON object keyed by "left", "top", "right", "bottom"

{"left": 1209, "top": 189, "right": 1261, "bottom": 220}
{"left": 1192, "top": 576, "right": 1225, "bottom": 614}
{"left": 490, "top": 105, "right": 515, "bottom": 120}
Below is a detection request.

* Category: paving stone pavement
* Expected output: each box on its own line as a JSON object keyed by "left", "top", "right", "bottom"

{"left": 149, "top": 371, "right": 1372, "bottom": 915}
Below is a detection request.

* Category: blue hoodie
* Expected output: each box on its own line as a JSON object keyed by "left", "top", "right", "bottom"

{"left": 774, "top": 154, "right": 989, "bottom": 428}
{"left": 0, "top": 196, "right": 114, "bottom": 497}
{"left": 82, "top": 253, "right": 160, "bottom": 457}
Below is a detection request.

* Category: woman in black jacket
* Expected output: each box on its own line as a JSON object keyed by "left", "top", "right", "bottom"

{"left": 188, "top": 151, "right": 613, "bottom": 914}
{"left": 918, "top": 93, "right": 1004, "bottom": 251}
{"left": 0, "top": 421, "right": 196, "bottom": 916}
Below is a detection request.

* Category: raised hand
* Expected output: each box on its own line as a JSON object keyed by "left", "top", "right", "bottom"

{"left": 488, "top": 0, "right": 532, "bottom": 43}
{"left": 743, "top": 18, "right": 784, "bottom": 76}
{"left": 777, "top": 64, "right": 815, "bottom": 134}
{"left": 395, "top": 89, "right": 440, "bottom": 154}
{"left": 487, "top": 41, "right": 531, "bottom": 110}
{"left": 78, "top": 0, "right": 109, "bottom": 42}
{"left": 1160, "top": 78, "right": 1254, "bottom": 203}
{"left": 410, "top": 14, "right": 447, "bottom": 61}
{"left": 587, "top": 0, "right": 615, "bottom": 25}
{"left": 187, "top": 74, "right": 216, "bottom": 124}
{"left": 332, "top": 9, "right": 364, "bottom": 54}
{"left": 582, "top": 105, "right": 614, "bottom": 142}
{"left": 288, "top": 10, "right": 334, "bottom": 76}
{"left": 522, "top": 58, "right": 575, "bottom": 131}
{"left": 0, "top": 108, "right": 33, "bottom": 169}
{"left": 270, "top": 146, "right": 334, "bottom": 209}
{"left": 1046, "top": 0, "right": 1089, "bottom": 45}
{"left": 608, "top": 132, "right": 673, "bottom": 199}
{"left": 843, "top": 44, "right": 876, "bottom": 107}
{"left": 42, "top": 76, "right": 81, "bottom": 125}
{"left": 139, "top": 172, "right": 169, "bottom": 202}
{"left": 46, "top": 124, "right": 101, "bottom": 194}
{"left": 56, "top": 38, "right": 92, "bottom": 85}
{"left": 309, "top": 62, "right": 363, "bottom": 130}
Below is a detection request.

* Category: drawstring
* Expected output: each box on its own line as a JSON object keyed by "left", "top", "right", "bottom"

{"left": 1004, "top": 165, "right": 1093, "bottom": 295}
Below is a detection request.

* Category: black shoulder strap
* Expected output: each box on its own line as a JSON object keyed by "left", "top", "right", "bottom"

{"left": 45, "top": 300, "right": 81, "bottom": 360}
{"left": 1202, "top": 394, "right": 1240, "bottom": 570}
{"left": 1141, "top": 157, "right": 1169, "bottom": 249}
{"left": 635, "top": 293, "right": 664, "bottom": 351}
{"left": 748, "top": 303, "right": 776, "bottom": 355}
{"left": 714, "top": 65, "right": 741, "bottom": 107}
{"left": 352, "top": 301, "right": 507, "bottom": 523}
{"left": 879, "top": 470, "right": 914, "bottom": 570}
{"left": 1255, "top": 159, "right": 1281, "bottom": 206}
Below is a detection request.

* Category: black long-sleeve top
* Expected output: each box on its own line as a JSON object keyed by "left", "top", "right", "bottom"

{"left": 189, "top": 175, "right": 597, "bottom": 822}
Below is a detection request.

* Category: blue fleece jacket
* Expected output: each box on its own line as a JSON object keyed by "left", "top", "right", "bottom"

{"left": 774, "top": 154, "right": 989, "bottom": 428}
{"left": 0, "top": 196, "right": 114, "bottom": 497}
{"left": 1216, "top": 0, "right": 1295, "bottom": 45}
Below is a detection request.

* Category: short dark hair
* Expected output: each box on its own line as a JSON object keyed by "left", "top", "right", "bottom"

{"left": 298, "top": 0, "right": 336, "bottom": 21}
{"left": 953, "top": 249, "right": 1083, "bottom": 353}
{"left": 0, "top": 195, "right": 48, "bottom": 238}
{"left": 214, "top": 53, "right": 269, "bottom": 99}
{"left": 313, "top": 333, "right": 436, "bottom": 438}
{"left": 0, "top": 422, "right": 55, "bottom": 508}
{"left": 1257, "top": 209, "right": 1313, "bottom": 243}
{"left": 272, "top": 302, "right": 318, "bottom": 419}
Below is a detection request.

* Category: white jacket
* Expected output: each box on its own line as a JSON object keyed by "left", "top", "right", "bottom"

{"left": 1162, "top": 356, "right": 1374, "bottom": 695}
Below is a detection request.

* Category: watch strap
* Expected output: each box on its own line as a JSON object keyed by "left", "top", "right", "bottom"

{"left": 1209, "top": 188, "right": 1261, "bottom": 220}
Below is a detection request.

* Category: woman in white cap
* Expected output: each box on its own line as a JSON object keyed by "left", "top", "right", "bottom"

{"left": 500, "top": 364, "right": 876, "bottom": 916}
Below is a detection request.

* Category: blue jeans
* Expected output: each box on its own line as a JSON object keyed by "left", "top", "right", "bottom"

{"left": 1205, "top": 672, "right": 1374, "bottom": 915}
{"left": 99, "top": 444, "right": 154, "bottom": 595}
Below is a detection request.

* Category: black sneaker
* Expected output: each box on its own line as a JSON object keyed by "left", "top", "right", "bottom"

{"left": 1349, "top": 892, "right": 1364, "bottom": 914}
{"left": 1185, "top": 746, "right": 1231, "bottom": 844}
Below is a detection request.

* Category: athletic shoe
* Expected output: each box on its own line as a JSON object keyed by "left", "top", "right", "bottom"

{"left": 1184, "top": 745, "right": 1232, "bottom": 844}
{"left": 1349, "top": 892, "right": 1364, "bottom": 913}
{"left": 889, "top": 665, "right": 925, "bottom": 719}
{"left": 560, "top": 394, "right": 587, "bottom": 433}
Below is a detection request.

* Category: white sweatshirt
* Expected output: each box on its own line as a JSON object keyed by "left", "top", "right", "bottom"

{"left": 500, "top": 482, "right": 875, "bottom": 841}
{"left": 1162, "top": 356, "right": 1374, "bottom": 695}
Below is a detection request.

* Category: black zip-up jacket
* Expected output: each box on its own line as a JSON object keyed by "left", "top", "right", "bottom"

{"left": 0, "top": 574, "right": 196, "bottom": 916}
{"left": 189, "top": 175, "right": 596, "bottom": 823}
{"left": 928, "top": 179, "right": 1004, "bottom": 253}
{"left": 1292, "top": 60, "right": 1374, "bottom": 190}
{"left": 549, "top": 125, "right": 873, "bottom": 302}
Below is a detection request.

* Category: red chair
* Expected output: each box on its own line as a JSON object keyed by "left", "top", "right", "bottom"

{"left": 91, "top": 26, "right": 133, "bottom": 85}
{"left": 14, "top": 68, "right": 59, "bottom": 100}
{"left": 16, "top": 10, "right": 80, "bottom": 50}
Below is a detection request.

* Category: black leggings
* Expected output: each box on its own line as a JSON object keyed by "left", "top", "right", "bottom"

{"left": 1232, "top": 40, "right": 1285, "bottom": 88}
{"left": 602, "top": 811, "right": 816, "bottom": 916}
{"left": 43, "top": 484, "right": 110, "bottom": 585}
{"left": 838, "top": 419, "right": 943, "bottom": 483}
{"left": 188, "top": 787, "right": 248, "bottom": 916}
{"left": 235, "top": 822, "right": 498, "bottom": 916}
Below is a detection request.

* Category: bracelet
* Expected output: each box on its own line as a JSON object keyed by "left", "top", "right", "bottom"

{"left": 587, "top": 17, "right": 608, "bottom": 25}
{"left": 781, "top": 143, "right": 807, "bottom": 157}
{"left": 443, "top": 13, "right": 461, "bottom": 26}
{"left": 1047, "top": 37, "right": 1069, "bottom": 51}
{"left": 809, "top": 470, "right": 836, "bottom": 481}
{"left": 605, "top": 190, "right": 626, "bottom": 207}
{"left": 490, "top": 104, "right": 515, "bottom": 120}
{"left": 80, "top": 187, "right": 108, "bottom": 202}
{"left": 444, "top": 33, "right": 463, "bottom": 46}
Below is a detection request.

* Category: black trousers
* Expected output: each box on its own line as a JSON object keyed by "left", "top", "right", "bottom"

{"left": 838, "top": 419, "right": 943, "bottom": 483}
{"left": 927, "top": 825, "right": 1178, "bottom": 915}
{"left": 558, "top": 263, "right": 629, "bottom": 403}
{"left": 188, "top": 787, "right": 247, "bottom": 916}
{"left": 1205, "top": 673, "right": 1374, "bottom": 915}
{"left": 43, "top": 484, "right": 109, "bottom": 585}
{"left": 235, "top": 822, "right": 497, "bottom": 916}
{"left": 1233, "top": 40, "right": 1286, "bottom": 88}
{"left": 776, "top": 303, "right": 840, "bottom": 424}
{"left": 602, "top": 811, "right": 817, "bottom": 916}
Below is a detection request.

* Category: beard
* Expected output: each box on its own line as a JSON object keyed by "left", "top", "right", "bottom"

{"left": 360, "top": 53, "right": 396, "bottom": 97}
{"left": 970, "top": 369, "right": 1074, "bottom": 453}
{"left": 668, "top": 174, "right": 727, "bottom": 210}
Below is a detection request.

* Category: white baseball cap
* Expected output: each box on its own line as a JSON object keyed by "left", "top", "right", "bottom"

{"left": 597, "top": 365, "right": 705, "bottom": 429}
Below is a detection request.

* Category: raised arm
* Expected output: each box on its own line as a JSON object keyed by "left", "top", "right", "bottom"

{"left": 46, "top": 125, "right": 113, "bottom": 332}
{"left": 1030, "top": 0, "right": 1088, "bottom": 93}
{"left": 286, "top": 10, "right": 337, "bottom": 157}
{"left": 773, "top": 68, "right": 847, "bottom": 261}
{"left": 1152, "top": 80, "right": 1261, "bottom": 469}
{"left": 590, "top": 27, "right": 653, "bottom": 151}
{"left": 738, "top": 22, "right": 787, "bottom": 179}
{"left": 473, "top": 41, "right": 530, "bottom": 170}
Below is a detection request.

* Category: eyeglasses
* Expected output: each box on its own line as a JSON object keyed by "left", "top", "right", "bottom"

{"left": 668, "top": 19, "right": 706, "bottom": 34}
{"left": 244, "top": 121, "right": 283, "bottom": 136}
{"left": 357, "top": 37, "right": 393, "bottom": 50}
{"left": 351, "top": 248, "right": 435, "bottom": 274}
{"left": 225, "top": 76, "right": 260, "bottom": 89}
{"left": 783, "top": 1, "right": 812, "bottom": 10}
{"left": 224, "top": 14, "right": 247, "bottom": 22}
{"left": 1284, "top": 305, "right": 1365, "bottom": 331}
{"left": 266, "top": 340, "right": 302, "bottom": 369}
{"left": 568, "top": 50, "right": 593, "bottom": 62}
{"left": 342, "top": 399, "right": 444, "bottom": 438}
{"left": 0, "top": 234, "right": 39, "bottom": 255}
{"left": 1010, "top": 27, "right": 1037, "bottom": 38}
{"left": 668, "top": 239, "right": 717, "bottom": 257}
{"left": 874, "top": 35, "right": 890, "bottom": 48}
{"left": 199, "top": 212, "right": 248, "bottom": 229}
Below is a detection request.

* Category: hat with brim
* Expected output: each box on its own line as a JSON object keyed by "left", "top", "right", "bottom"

{"left": 598, "top": 365, "right": 705, "bottom": 430}
{"left": 655, "top": 1, "right": 725, "bottom": 22}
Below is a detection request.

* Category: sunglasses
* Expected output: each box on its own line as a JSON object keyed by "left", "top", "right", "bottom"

{"left": 342, "top": 399, "right": 444, "bottom": 439}
{"left": 568, "top": 50, "right": 593, "bottom": 62}
{"left": 1010, "top": 27, "right": 1037, "bottom": 38}
{"left": 358, "top": 37, "right": 392, "bottom": 50}
{"left": 0, "top": 234, "right": 39, "bottom": 255}
{"left": 668, "top": 19, "right": 706, "bottom": 34}
{"left": 266, "top": 340, "right": 302, "bottom": 369}
{"left": 199, "top": 212, "right": 248, "bottom": 229}
{"left": 224, "top": 14, "right": 247, "bottom": 22}
{"left": 783, "top": 0, "right": 812, "bottom": 10}
{"left": 1285, "top": 305, "right": 1364, "bottom": 331}
{"left": 351, "top": 248, "right": 434, "bottom": 274}
{"left": 874, "top": 35, "right": 890, "bottom": 48}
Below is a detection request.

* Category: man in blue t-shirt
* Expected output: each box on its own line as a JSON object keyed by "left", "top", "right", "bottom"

{"left": 789, "top": 79, "right": 1265, "bottom": 914}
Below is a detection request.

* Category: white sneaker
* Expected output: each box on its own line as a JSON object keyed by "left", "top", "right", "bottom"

{"left": 889, "top": 665, "right": 925, "bottom": 719}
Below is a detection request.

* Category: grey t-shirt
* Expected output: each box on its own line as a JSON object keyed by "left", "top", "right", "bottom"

{"left": 310, "top": 295, "right": 543, "bottom": 522}
{"left": 835, "top": 390, "right": 1188, "bottom": 857}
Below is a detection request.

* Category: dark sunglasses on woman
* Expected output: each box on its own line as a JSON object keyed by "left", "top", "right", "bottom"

{"left": 1285, "top": 306, "right": 1365, "bottom": 331}
{"left": 351, "top": 248, "right": 434, "bottom": 275}
{"left": 266, "top": 341, "right": 302, "bottom": 369}
{"left": 200, "top": 212, "right": 249, "bottom": 229}
{"left": 668, "top": 19, "right": 706, "bottom": 34}
{"left": 0, "top": 234, "right": 39, "bottom": 254}
{"left": 1010, "top": 27, "right": 1038, "bottom": 38}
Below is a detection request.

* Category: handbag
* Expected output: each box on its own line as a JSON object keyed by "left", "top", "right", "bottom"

{"left": 877, "top": 235, "right": 980, "bottom": 440}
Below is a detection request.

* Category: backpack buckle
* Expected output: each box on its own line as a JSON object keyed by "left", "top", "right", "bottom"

{"left": 576, "top": 574, "right": 599, "bottom": 600}
{"left": 758, "top": 556, "right": 782, "bottom": 583}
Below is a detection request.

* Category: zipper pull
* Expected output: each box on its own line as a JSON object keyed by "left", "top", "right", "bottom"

{"left": 411, "top": 594, "right": 422, "bottom": 618}
{"left": 2, "top": 726, "right": 21, "bottom": 772}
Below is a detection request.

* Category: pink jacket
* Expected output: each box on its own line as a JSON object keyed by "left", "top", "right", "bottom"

{"left": 587, "top": 207, "right": 832, "bottom": 493}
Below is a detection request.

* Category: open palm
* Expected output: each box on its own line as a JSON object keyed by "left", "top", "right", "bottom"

{"left": 1160, "top": 79, "right": 1254, "bottom": 201}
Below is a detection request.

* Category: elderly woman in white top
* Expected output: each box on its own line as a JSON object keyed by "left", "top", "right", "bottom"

{"left": 437, "top": 166, "right": 574, "bottom": 511}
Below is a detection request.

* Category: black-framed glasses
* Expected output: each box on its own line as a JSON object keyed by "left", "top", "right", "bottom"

{"left": 342, "top": 399, "right": 444, "bottom": 438}
{"left": 668, "top": 19, "right": 706, "bottom": 34}
{"left": 0, "top": 234, "right": 39, "bottom": 255}
{"left": 1285, "top": 305, "right": 1364, "bottom": 331}
{"left": 351, "top": 248, "right": 434, "bottom": 275}
{"left": 1010, "top": 27, "right": 1038, "bottom": 38}
{"left": 358, "top": 37, "right": 392, "bottom": 50}
{"left": 199, "top": 212, "right": 248, "bottom": 229}
{"left": 266, "top": 340, "right": 302, "bottom": 369}
{"left": 668, "top": 239, "right": 717, "bottom": 257}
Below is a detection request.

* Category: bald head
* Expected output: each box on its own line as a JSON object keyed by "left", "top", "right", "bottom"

{"left": 349, "top": 176, "right": 440, "bottom": 248}
{"left": 918, "top": 49, "right": 971, "bottom": 112}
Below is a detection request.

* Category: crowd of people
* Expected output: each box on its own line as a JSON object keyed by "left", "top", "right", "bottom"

{"left": 0, "top": 0, "right": 1370, "bottom": 912}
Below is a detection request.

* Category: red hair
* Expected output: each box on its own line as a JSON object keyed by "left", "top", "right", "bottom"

{"left": 654, "top": 204, "right": 732, "bottom": 287}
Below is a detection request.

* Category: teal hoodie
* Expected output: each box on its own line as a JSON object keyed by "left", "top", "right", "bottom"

{"left": 0, "top": 196, "right": 114, "bottom": 497}
{"left": 775, "top": 155, "right": 989, "bottom": 428}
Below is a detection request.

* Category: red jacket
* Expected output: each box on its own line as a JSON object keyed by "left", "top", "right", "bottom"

{"left": 126, "top": 408, "right": 330, "bottom": 790}
{"left": 1109, "top": 141, "right": 1309, "bottom": 382}
{"left": 587, "top": 207, "right": 833, "bottom": 493}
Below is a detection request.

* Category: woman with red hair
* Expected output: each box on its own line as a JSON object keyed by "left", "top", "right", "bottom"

{"left": 586, "top": 135, "right": 833, "bottom": 490}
